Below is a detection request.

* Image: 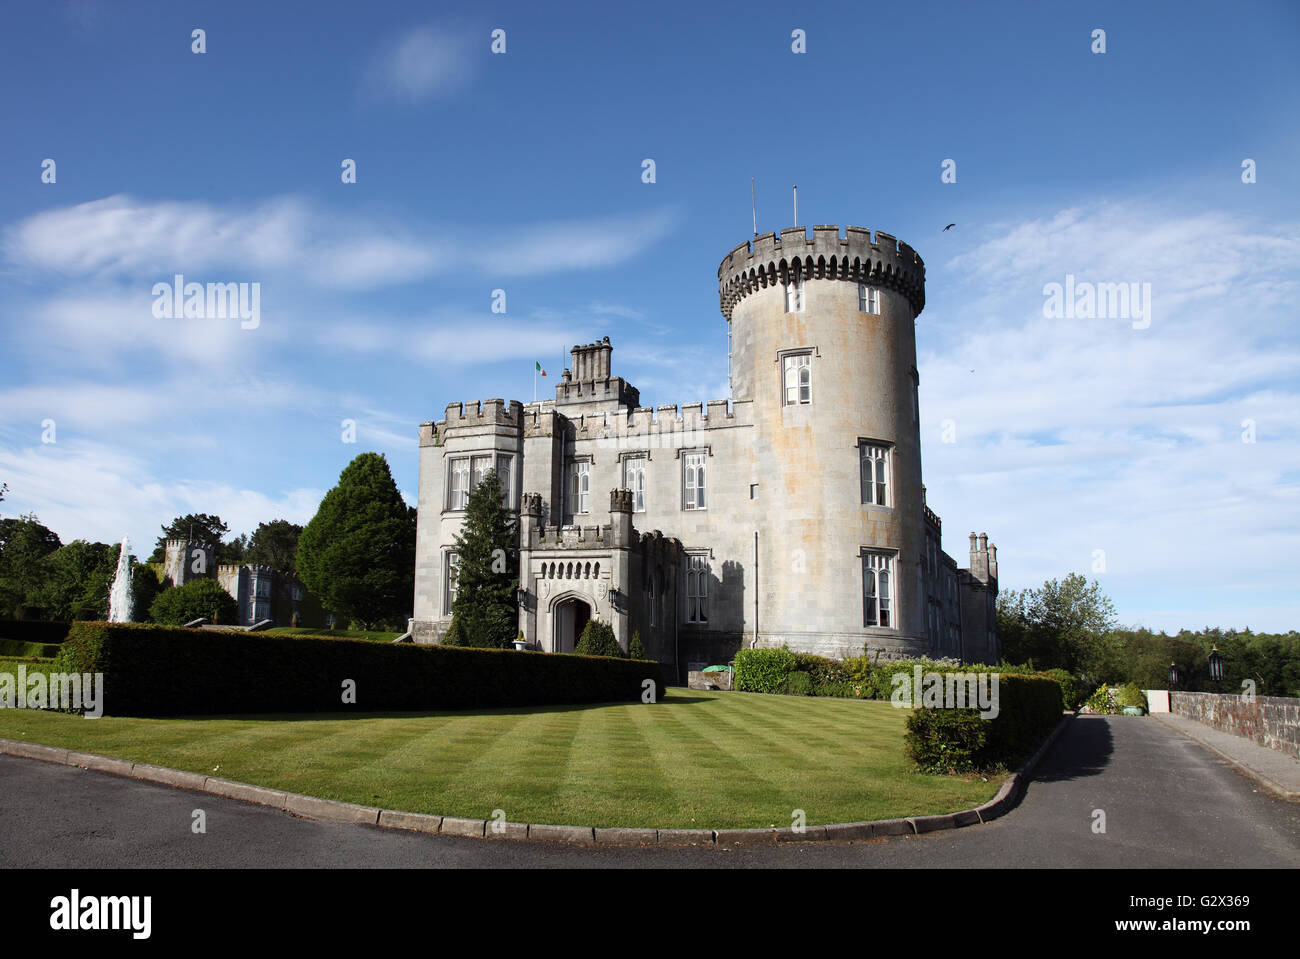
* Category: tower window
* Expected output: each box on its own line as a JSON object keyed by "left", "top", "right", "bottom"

{"left": 448, "top": 458, "right": 470, "bottom": 510}
{"left": 568, "top": 461, "right": 591, "bottom": 516}
{"left": 683, "top": 452, "right": 706, "bottom": 510}
{"left": 862, "top": 550, "right": 894, "bottom": 628}
{"left": 784, "top": 278, "right": 805, "bottom": 313}
{"left": 624, "top": 456, "right": 647, "bottom": 512}
{"left": 685, "top": 553, "right": 709, "bottom": 623}
{"left": 859, "top": 284, "right": 881, "bottom": 315}
{"left": 444, "top": 551, "right": 460, "bottom": 615}
{"left": 782, "top": 353, "right": 812, "bottom": 405}
{"left": 859, "top": 442, "right": 891, "bottom": 506}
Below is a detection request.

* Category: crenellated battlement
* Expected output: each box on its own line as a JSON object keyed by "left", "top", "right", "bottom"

{"left": 438, "top": 398, "right": 524, "bottom": 433}
{"left": 522, "top": 397, "right": 752, "bottom": 443}
{"left": 717, "top": 225, "right": 926, "bottom": 320}
{"left": 529, "top": 524, "right": 613, "bottom": 550}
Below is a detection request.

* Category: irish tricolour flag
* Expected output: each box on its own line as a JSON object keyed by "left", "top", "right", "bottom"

{"left": 535, "top": 361, "right": 547, "bottom": 377}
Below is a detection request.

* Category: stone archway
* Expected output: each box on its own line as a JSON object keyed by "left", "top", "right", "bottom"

{"left": 553, "top": 596, "right": 592, "bottom": 654}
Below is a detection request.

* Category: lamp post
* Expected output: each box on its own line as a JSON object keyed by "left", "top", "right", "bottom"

{"left": 1168, "top": 662, "right": 1180, "bottom": 689}
{"left": 1208, "top": 644, "right": 1224, "bottom": 692}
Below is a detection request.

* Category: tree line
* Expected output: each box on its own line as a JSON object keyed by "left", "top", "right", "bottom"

{"left": 0, "top": 452, "right": 416, "bottom": 632}
{"left": 998, "top": 573, "right": 1300, "bottom": 697}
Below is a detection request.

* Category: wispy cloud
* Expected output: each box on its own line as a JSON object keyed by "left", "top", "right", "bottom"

{"left": 363, "top": 24, "right": 477, "bottom": 103}
{"left": 920, "top": 203, "right": 1300, "bottom": 630}
{"left": 4, "top": 195, "right": 681, "bottom": 289}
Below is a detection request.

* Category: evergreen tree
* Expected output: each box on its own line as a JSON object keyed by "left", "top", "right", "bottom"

{"left": 148, "top": 514, "right": 245, "bottom": 564}
{"left": 296, "top": 453, "right": 416, "bottom": 630}
{"left": 449, "top": 470, "right": 518, "bottom": 648}
{"left": 245, "top": 520, "right": 303, "bottom": 573}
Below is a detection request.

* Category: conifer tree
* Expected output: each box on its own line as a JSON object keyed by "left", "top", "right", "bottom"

{"left": 297, "top": 453, "right": 416, "bottom": 630}
{"left": 450, "top": 470, "right": 518, "bottom": 648}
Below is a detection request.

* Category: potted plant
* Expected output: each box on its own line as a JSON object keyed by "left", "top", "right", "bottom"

{"left": 512, "top": 631, "right": 528, "bottom": 651}
{"left": 1116, "top": 683, "right": 1148, "bottom": 716}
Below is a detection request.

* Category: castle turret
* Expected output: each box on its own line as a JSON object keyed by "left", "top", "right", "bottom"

{"left": 717, "top": 225, "right": 928, "bottom": 656}
{"left": 163, "top": 538, "right": 214, "bottom": 588}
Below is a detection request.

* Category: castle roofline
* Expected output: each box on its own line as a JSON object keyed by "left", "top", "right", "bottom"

{"left": 718, "top": 224, "right": 926, "bottom": 320}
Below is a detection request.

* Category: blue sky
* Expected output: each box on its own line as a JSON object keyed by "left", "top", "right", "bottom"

{"left": 1, "top": 0, "right": 1297, "bottom": 632}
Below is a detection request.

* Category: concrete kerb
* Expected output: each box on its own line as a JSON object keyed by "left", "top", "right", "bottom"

{"left": 0, "top": 715, "right": 1075, "bottom": 845}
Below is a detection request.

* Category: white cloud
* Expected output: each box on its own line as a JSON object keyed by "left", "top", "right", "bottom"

{"left": 0, "top": 440, "right": 323, "bottom": 552}
{"left": 4, "top": 195, "right": 680, "bottom": 290}
{"left": 919, "top": 203, "right": 1300, "bottom": 631}
{"left": 364, "top": 25, "right": 476, "bottom": 102}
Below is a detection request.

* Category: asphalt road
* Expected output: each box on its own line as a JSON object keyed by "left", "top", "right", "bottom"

{"left": 2, "top": 715, "right": 1297, "bottom": 868}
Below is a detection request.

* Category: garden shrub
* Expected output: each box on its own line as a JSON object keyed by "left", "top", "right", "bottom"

{"left": 734, "top": 647, "right": 797, "bottom": 693}
{"left": 628, "top": 631, "right": 647, "bottom": 660}
{"left": 904, "top": 673, "right": 1063, "bottom": 773}
{"left": 55, "top": 622, "right": 665, "bottom": 716}
{"left": 440, "top": 617, "right": 464, "bottom": 646}
{"left": 149, "top": 579, "right": 238, "bottom": 626}
{"left": 1084, "top": 684, "right": 1117, "bottom": 714}
{"left": 1115, "top": 683, "right": 1147, "bottom": 710}
{"left": 784, "top": 671, "right": 813, "bottom": 696}
{"left": 574, "top": 619, "right": 623, "bottom": 658}
{"left": 813, "top": 679, "right": 861, "bottom": 698}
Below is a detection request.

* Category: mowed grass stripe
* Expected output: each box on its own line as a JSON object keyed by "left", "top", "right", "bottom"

{"left": 0, "top": 688, "right": 1002, "bottom": 828}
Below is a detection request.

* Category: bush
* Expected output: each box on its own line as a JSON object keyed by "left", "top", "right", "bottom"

{"left": 784, "top": 671, "right": 813, "bottom": 696}
{"left": 54, "top": 622, "right": 666, "bottom": 716}
{"left": 904, "top": 673, "right": 1063, "bottom": 773}
{"left": 791, "top": 653, "right": 846, "bottom": 687}
{"left": 813, "top": 680, "right": 862, "bottom": 698}
{"left": 1115, "top": 683, "right": 1147, "bottom": 710}
{"left": 628, "top": 631, "right": 646, "bottom": 660}
{"left": 1084, "top": 684, "right": 1117, "bottom": 714}
{"left": 440, "top": 617, "right": 464, "bottom": 647}
{"left": 734, "top": 647, "right": 797, "bottom": 693}
{"left": 869, "top": 657, "right": 963, "bottom": 699}
{"left": 574, "top": 619, "right": 623, "bottom": 658}
{"left": 0, "top": 638, "right": 61, "bottom": 658}
{"left": 149, "top": 579, "right": 239, "bottom": 626}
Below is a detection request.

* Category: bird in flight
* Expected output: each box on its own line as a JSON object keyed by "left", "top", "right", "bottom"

{"left": 943, "top": 223, "right": 956, "bottom": 232}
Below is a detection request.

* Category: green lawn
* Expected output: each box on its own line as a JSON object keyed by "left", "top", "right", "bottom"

{"left": 262, "top": 627, "right": 402, "bottom": 642}
{"left": 0, "top": 689, "right": 1000, "bottom": 829}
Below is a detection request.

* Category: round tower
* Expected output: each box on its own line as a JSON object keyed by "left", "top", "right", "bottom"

{"left": 718, "top": 225, "right": 929, "bottom": 658}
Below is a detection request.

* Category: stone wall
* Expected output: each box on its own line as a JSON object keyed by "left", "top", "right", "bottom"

{"left": 1170, "top": 691, "right": 1300, "bottom": 759}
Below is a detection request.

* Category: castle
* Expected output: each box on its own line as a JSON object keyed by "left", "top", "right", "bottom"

{"left": 412, "top": 225, "right": 999, "bottom": 678}
{"left": 161, "top": 539, "right": 310, "bottom": 628}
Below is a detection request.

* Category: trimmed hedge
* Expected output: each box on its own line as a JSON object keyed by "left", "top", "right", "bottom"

{"left": 0, "top": 620, "right": 71, "bottom": 645}
{"left": 904, "top": 673, "right": 1064, "bottom": 773}
{"left": 734, "top": 647, "right": 797, "bottom": 693}
{"left": 55, "top": 622, "right": 665, "bottom": 716}
{"left": 0, "top": 638, "right": 62, "bottom": 659}
{"left": 574, "top": 620, "right": 622, "bottom": 658}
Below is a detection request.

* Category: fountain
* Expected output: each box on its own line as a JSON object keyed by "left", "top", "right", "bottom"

{"left": 107, "top": 536, "right": 134, "bottom": 623}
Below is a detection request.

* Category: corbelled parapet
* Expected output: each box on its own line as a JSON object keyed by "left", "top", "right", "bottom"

{"left": 717, "top": 225, "right": 926, "bottom": 320}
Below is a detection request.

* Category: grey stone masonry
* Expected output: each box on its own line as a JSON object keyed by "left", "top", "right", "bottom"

{"left": 411, "top": 224, "right": 1001, "bottom": 668}
{"left": 1171, "top": 691, "right": 1300, "bottom": 759}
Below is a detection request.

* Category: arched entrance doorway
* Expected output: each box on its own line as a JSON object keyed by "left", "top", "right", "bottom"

{"left": 553, "top": 597, "right": 592, "bottom": 653}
